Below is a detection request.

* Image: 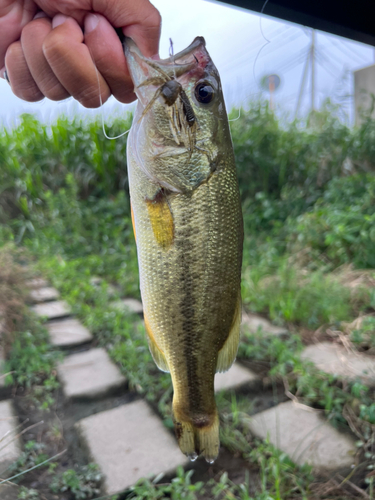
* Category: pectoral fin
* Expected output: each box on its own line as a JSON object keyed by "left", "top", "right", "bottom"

{"left": 216, "top": 292, "right": 241, "bottom": 373}
{"left": 146, "top": 190, "right": 174, "bottom": 250}
{"left": 144, "top": 313, "right": 170, "bottom": 372}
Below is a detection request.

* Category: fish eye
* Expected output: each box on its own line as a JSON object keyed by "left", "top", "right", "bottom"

{"left": 195, "top": 82, "right": 214, "bottom": 104}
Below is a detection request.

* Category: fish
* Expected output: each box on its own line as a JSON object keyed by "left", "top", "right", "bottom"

{"left": 125, "top": 36, "right": 243, "bottom": 463}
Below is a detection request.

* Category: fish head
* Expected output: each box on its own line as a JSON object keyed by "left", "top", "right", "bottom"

{"left": 125, "top": 37, "right": 232, "bottom": 193}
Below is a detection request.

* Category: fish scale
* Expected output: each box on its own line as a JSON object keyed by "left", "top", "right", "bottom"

{"left": 126, "top": 36, "right": 243, "bottom": 462}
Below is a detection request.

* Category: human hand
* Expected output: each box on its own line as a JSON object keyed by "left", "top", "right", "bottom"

{"left": 0, "top": 0, "right": 161, "bottom": 107}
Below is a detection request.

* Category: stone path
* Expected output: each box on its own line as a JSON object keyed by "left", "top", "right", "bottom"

{"left": 57, "top": 348, "right": 127, "bottom": 400}
{"left": 16, "top": 275, "right": 372, "bottom": 495}
{"left": 215, "top": 363, "right": 260, "bottom": 392}
{"left": 0, "top": 346, "right": 6, "bottom": 391}
{"left": 77, "top": 400, "right": 187, "bottom": 494}
{"left": 110, "top": 298, "right": 144, "bottom": 315}
{"left": 47, "top": 318, "right": 93, "bottom": 347}
{"left": 32, "top": 300, "right": 71, "bottom": 320}
{"left": 302, "top": 341, "right": 375, "bottom": 386}
{"left": 29, "top": 286, "right": 60, "bottom": 303}
{"left": 0, "top": 400, "right": 21, "bottom": 474}
{"left": 247, "top": 401, "right": 356, "bottom": 470}
{"left": 242, "top": 311, "right": 288, "bottom": 336}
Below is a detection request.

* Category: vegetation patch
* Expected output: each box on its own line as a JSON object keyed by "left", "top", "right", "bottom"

{"left": 1, "top": 106, "right": 375, "bottom": 499}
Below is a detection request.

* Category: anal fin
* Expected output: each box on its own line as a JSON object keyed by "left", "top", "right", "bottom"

{"left": 144, "top": 313, "right": 170, "bottom": 373}
{"left": 216, "top": 292, "right": 242, "bottom": 373}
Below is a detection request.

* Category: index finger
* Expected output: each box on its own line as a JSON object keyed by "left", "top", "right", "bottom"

{"left": 34, "top": 0, "right": 161, "bottom": 57}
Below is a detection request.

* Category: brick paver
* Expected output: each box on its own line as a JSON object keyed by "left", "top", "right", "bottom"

{"left": 32, "top": 300, "right": 71, "bottom": 320}
{"left": 215, "top": 363, "right": 260, "bottom": 392}
{"left": 0, "top": 401, "right": 21, "bottom": 473}
{"left": 57, "top": 348, "right": 126, "bottom": 399}
{"left": 76, "top": 400, "right": 186, "bottom": 494}
{"left": 247, "top": 401, "right": 356, "bottom": 469}
{"left": 47, "top": 318, "right": 93, "bottom": 347}
{"left": 301, "top": 342, "right": 375, "bottom": 386}
{"left": 29, "top": 286, "right": 60, "bottom": 303}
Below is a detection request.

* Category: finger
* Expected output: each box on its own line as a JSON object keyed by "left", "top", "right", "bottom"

{"left": 84, "top": 13, "right": 135, "bottom": 104}
{"left": 5, "top": 40, "right": 44, "bottom": 101}
{"left": 0, "top": 0, "right": 38, "bottom": 68}
{"left": 94, "top": 0, "right": 161, "bottom": 58}
{"left": 21, "top": 15, "right": 69, "bottom": 101}
{"left": 43, "top": 15, "right": 110, "bottom": 108}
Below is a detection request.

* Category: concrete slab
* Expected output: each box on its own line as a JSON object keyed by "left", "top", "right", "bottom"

{"left": 31, "top": 300, "right": 71, "bottom": 320}
{"left": 0, "top": 346, "right": 6, "bottom": 390}
{"left": 76, "top": 400, "right": 186, "bottom": 494}
{"left": 215, "top": 363, "right": 260, "bottom": 392}
{"left": 0, "top": 401, "right": 21, "bottom": 474}
{"left": 111, "top": 299, "right": 143, "bottom": 315}
{"left": 29, "top": 286, "right": 60, "bottom": 303}
{"left": 25, "top": 278, "right": 48, "bottom": 289}
{"left": 301, "top": 342, "right": 375, "bottom": 387}
{"left": 57, "top": 348, "right": 126, "bottom": 400}
{"left": 242, "top": 312, "right": 288, "bottom": 336}
{"left": 0, "top": 484, "right": 19, "bottom": 500}
{"left": 47, "top": 318, "right": 93, "bottom": 347}
{"left": 247, "top": 401, "right": 356, "bottom": 470}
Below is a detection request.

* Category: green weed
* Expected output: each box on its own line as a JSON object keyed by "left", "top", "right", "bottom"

{"left": 7, "top": 441, "right": 49, "bottom": 479}
{"left": 17, "top": 486, "right": 41, "bottom": 500}
{"left": 50, "top": 463, "right": 102, "bottom": 500}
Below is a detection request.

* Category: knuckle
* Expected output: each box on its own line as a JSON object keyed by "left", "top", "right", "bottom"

{"left": 76, "top": 86, "right": 109, "bottom": 108}
{"left": 147, "top": 7, "right": 161, "bottom": 28}
{"left": 43, "top": 81, "right": 69, "bottom": 101}
{"left": 42, "top": 32, "right": 66, "bottom": 64}
{"left": 14, "top": 84, "right": 44, "bottom": 102}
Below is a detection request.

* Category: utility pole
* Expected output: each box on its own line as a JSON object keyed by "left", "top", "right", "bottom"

{"left": 311, "top": 30, "right": 316, "bottom": 112}
{"left": 295, "top": 29, "right": 317, "bottom": 119}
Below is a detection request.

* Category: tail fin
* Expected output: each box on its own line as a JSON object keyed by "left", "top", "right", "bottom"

{"left": 173, "top": 405, "right": 220, "bottom": 463}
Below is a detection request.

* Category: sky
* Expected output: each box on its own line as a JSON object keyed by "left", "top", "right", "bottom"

{"left": 0, "top": 0, "right": 374, "bottom": 128}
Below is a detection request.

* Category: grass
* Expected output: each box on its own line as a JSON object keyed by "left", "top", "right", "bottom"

{"left": 1, "top": 108, "right": 375, "bottom": 498}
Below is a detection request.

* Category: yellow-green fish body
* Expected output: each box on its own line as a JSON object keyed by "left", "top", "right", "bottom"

{"left": 126, "top": 37, "right": 243, "bottom": 462}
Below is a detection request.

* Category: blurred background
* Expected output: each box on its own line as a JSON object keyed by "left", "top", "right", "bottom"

{"left": 1, "top": 0, "right": 374, "bottom": 126}
{"left": 0, "top": 0, "right": 375, "bottom": 499}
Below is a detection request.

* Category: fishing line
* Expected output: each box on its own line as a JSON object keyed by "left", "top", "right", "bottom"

{"left": 169, "top": 37, "right": 177, "bottom": 80}
{"left": 91, "top": 48, "right": 131, "bottom": 141}
{"left": 228, "top": 108, "right": 241, "bottom": 122}
{"left": 252, "top": 0, "right": 271, "bottom": 87}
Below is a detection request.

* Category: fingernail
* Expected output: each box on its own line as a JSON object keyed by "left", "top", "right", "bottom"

{"left": 52, "top": 14, "right": 68, "bottom": 29}
{"left": 0, "top": 67, "right": 5, "bottom": 79}
{"left": 84, "top": 14, "right": 99, "bottom": 33}
{"left": 33, "top": 11, "right": 48, "bottom": 20}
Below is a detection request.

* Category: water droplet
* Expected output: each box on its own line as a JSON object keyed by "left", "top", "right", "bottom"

{"left": 188, "top": 453, "right": 198, "bottom": 462}
{"left": 206, "top": 457, "right": 215, "bottom": 464}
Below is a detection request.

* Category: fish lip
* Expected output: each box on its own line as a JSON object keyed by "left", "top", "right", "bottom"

{"left": 125, "top": 36, "right": 206, "bottom": 65}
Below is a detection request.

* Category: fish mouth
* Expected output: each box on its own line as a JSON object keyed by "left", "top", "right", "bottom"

{"left": 125, "top": 36, "right": 210, "bottom": 88}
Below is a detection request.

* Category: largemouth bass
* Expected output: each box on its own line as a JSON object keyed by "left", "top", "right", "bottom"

{"left": 125, "top": 36, "right": 243, "bottom": 463}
